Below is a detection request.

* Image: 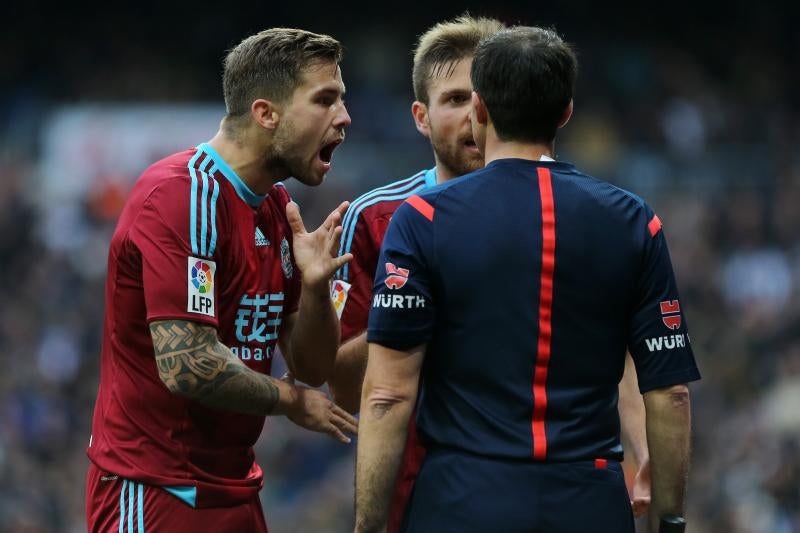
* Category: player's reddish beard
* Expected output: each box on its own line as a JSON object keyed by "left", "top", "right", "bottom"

{"left": 429, "top": 126, "right": 484, "bottom": 178}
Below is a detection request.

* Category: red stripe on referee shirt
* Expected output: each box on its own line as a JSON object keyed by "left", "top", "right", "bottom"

{"left": 532, "top": 166, "right": 556, "bottom": 460}
{"left": 648, "top": 214, "right": 662, "bottom": 237}
{"left": 405, "top": 194, "right": 435, "bottom": 221}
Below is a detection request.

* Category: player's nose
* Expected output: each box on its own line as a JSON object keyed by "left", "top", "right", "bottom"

{"left": 333, "top": 103, "right": 352, "bottom": 131}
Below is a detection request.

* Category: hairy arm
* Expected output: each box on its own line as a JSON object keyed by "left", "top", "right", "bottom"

{"left": 283, "top": 284, "right": 340, "bottom": 387}
{"left": 150, "top": 319, "right": 295, "bottom": 415}
{"left": 328, "top": 331, "right": 368, "bottom": 414}
{"left": 619, "top": 353, "right": 648, "bottom": 464}
{"left": 355, "top": 342, "right": 424, "bottom": 533}
{"left": 643, "top": 384, "right": 691, "bottom": 532}
{"left": 619, "top": 352, "right": 651, "bottom": 517}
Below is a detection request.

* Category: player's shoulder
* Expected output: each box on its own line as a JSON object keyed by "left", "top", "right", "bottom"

{"left": 548, "top": 163, "right": 653, "bottom": 217}
{"left": 130, "top": 148, "right": 199, "bottom": 206}
{"left": 347, "top": 168, "right": 433, "bottom": 219}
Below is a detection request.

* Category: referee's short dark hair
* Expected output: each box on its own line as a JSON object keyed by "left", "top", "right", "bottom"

{"left": 471, "top": 26, "right": 577, "bottom": 143}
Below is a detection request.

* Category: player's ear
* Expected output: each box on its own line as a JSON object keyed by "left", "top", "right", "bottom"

{"left": 251, "top": 99, "right": 281, "bottom": 131}
{"left": 557, "top": 99, "right": 573, "bottom": 129}
{"left": 411, "top": 101, "right": 431, "bottom": 139}
{"left": 471, "top": 92, "right": 488, "bottom": 126}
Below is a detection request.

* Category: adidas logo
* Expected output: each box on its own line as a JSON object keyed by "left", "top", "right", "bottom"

{"left": 255, "top": 227, "right": 270, "bottom": 247}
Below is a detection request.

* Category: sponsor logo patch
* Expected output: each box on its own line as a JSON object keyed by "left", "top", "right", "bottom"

{"left": 372, "top": 293, "right": 425, "bottom": 309}
{"left": 645, "top": 333, "right": 690, "bottom": 352}
{"left": 280, "top": 237, "right": 293, "bottom": 279}
{"left": 331, "top": 280, "right": 352, "bottom": 319}
{"left": 187, "top": 257, "right": 216, "bottom": 317}
{"left": 660, "top": 300, "right": 681, "bottom": 330}
{"left": 384, "top": 262, "right": 409, "bottom": 289}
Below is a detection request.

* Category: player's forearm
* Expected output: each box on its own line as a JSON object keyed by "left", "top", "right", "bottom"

{"left": 149, "top": 320, "right": 299, "bottom": 417}
{"left": 355, "top": 374, "right": 416, "bottom": 532}
{"left": 288, "top": 282, "right": 339, "bottom": 386}
{"left": 329, "top": 331, "right": 368, "bottom": 414}
{"left": 644, "top": 384, "right": 691, "bottom": 532}
{"left": 619, "top": 352, "right": 648, "bottom": 465}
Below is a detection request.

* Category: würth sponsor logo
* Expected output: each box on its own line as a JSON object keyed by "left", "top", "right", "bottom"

{"left": 660, "top": 300, "right": 681, "bottom": 330}
{"left": 372, "top": 294, "right": 425, "bottom": 309}
{"left": 384, "top": 263, "right": 410, "bottom": 289}
{"left": 645, "top": 333, "right": 690, "bottom": 353}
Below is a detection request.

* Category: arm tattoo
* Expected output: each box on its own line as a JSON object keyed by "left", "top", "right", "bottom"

{"left": 149, "top": 320, "right": 280, "bottom": 415}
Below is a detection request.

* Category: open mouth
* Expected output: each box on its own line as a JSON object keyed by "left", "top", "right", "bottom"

{"left": 463, "top": 138, "right": 479, "bottom": 151}
{"left": 319, "top": 139, "right": 342, "bottom": 165}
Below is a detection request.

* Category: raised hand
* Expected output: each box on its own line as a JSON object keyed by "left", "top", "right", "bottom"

{"left": 286, "top": 201, "right": 353, "bottom": 290}
{"left": 286, "top": 385, "right": 359, "bottom": 443}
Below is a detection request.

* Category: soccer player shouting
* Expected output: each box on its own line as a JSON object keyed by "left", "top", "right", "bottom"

{"left": 329, "top": 16, "right": 652, "bottom": 531}
{"left": 86, "top": 28, "right": 357, "bottom": 532}
{"left": 356, "top": 26, "right": 699, "bottom": 532}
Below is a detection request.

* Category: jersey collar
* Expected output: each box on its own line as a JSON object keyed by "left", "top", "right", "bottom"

{"left": 196, "top": 143, "right": 266, "bottom": 208}
{"left": 424, "top": 167, "right": 437, "bottom": 187}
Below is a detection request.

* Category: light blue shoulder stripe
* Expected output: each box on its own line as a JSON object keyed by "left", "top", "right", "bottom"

{"left": 128, "top": 478, "right": 134, "bottom": 533}
{"left": 198, "top": 155, "right": 212, "bottom": 256}
{"left": 187, "top": 150, "right": 204, "bottom": 255}
{"left": 338, "top": 170, "right": 429, "bottom": 256}
{"left": 339, "top": 170, "right": 427, "bottom": 239}
{"left": 340, "top": 181, "right": 430, "bottom": 280}
{"left": 137, "top": 483, "right": 145, "bottom": 533}
{"left": 119, "top": 480, "right": 126, "bottom": 533}
{"left": 208, "top": 178, "right": 220, "bottom": 256}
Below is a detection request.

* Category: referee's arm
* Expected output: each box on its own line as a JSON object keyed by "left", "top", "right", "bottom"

{"left": 643, "top": 384, "right": 691, "bottom": 532}
{"left": 355, "top": 342, "right": 424, "bottom": 533}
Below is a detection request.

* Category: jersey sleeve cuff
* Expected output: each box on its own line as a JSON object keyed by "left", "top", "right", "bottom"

{"left": 637, "top": 366, "right": 701, "bottom": 394}
{"left": 146, "top": 313, "right": 219, "bottom": 328}
{"left": 367, "top": 328, "right": 430, "bottom": 351}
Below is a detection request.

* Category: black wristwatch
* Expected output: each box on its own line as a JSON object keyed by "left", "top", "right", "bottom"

{"left": 659, "top": 515, "right": 686, "bottom": 533}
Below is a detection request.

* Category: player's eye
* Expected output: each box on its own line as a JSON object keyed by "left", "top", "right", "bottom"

{"left": 448, "top": 94, "right": 468, "bottom": 104}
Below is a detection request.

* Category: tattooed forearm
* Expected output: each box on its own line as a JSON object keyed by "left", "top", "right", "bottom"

{"left": 149, "top": 320, "right": 281, "bottom": 415}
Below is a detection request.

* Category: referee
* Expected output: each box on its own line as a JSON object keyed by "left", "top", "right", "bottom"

{"left": 355, "top": 26, "right": 700, "bottom": 533}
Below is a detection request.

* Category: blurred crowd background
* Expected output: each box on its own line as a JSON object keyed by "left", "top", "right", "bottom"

{"left": 1, "top": 2, "right": 799, "bottom": 532}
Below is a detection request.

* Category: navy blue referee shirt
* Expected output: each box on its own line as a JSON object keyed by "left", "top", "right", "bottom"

{"left": 367, "top": 158, "right": 701, "bottom": 463}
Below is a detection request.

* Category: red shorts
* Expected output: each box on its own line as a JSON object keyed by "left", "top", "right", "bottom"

{"left": 86, "top": 463, "right": 268, "bottom": 533}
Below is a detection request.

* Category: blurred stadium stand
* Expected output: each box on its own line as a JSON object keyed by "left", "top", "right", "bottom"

{"left": 1, "top": 2, "right": 798, "bottom": 531}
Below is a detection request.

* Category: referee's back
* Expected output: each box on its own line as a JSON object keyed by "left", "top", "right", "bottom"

{"left": 369, "top": 157, "right": 699, "bottom": 462}
{"left": 362, "top": 25, "right": 700, "bottom": 533}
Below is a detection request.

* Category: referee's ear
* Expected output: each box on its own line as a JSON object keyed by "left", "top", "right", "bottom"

{"left": 251, "top": 98, "right": 281, "bottom": 132}
{"left": 557, "top": 99, "right": 574, "bottom": 130}
{"left": 471, "top": 91, "right": 488, "bottom": 126}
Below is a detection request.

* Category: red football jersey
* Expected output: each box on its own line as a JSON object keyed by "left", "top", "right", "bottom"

{"left": 88, "top": 142, "right": 301, "bottom": 508}
{"left": 334, "top": 168, "right": 435, "bottom": 532}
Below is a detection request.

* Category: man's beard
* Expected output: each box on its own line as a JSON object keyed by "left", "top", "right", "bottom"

{"left": 430, "top": 133, "right": 483, "bottom": 178}
{"left": 267, "top": 120, "right": 312, "bottom": 183}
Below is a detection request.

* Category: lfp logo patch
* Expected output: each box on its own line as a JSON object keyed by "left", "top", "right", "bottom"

{"left": 385, "top": 263, "right": 410, "bottom": 289}
{"left": 659, "top": 300, "right": 681, "bottom": 330}
{"left": 331, "top": 280, "right": 352, "bottom": 319}
{"left": 187, "top": 257, "right": 216, "bottom": 317}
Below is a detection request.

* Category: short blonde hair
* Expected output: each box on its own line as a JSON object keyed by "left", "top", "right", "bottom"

{"left": 412, "top": 14, "right": 505, "bottom": 104}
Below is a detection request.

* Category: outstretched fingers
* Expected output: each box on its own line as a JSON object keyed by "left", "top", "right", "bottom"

{"left": 285, "top": 202, "right": 307, "bottom": 236}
